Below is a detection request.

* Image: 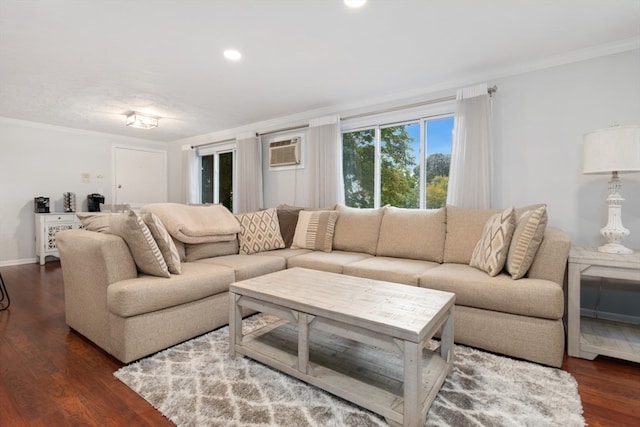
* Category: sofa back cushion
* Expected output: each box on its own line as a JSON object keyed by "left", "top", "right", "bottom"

{"left": 184, "top": 239, "right": 239, "bottom": 262}
{"left": 376, "top": 207, "right": 446, "bottom": 262}
{"left": 332, "top": 205, "right": 384, "bottom": 255}
{"left": 443, "top": 205, "right": 499, "bottom": 264}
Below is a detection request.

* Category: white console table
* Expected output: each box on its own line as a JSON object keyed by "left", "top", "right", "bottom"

{"left": 567, "top": 246, "right": 640, "bottom": 362}
{"left": 35, "top": 213, "right": 83, "bottom": 265}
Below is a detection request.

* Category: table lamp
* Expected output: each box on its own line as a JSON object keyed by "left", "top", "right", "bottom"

{"left": 582, "top": 125, "right": 640, "bottom": 254}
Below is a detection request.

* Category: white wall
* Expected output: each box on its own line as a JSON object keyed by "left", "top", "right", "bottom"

{"left": 254, "top": 50, "right": 640, "bottom": 249}
{"left": 0, "top": 118, "right": 167, "bottom": 265}
{"left": 492, "top": 49, "right": 640, "bottom": 249}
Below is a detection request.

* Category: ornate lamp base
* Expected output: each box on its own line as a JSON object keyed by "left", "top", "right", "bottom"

{"left": 598, "top": 171, "right": 632, "bottom": 255}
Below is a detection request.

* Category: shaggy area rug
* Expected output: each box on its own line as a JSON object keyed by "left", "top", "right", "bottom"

{"left": 114, "top": 314, "right": 585, "bottom": 427}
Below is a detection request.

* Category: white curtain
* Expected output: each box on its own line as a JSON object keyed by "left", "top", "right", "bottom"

{"left": 308, "top": 115, "right": 345, "bottom": 208}
{"left": 236, "top": 132, "right": 263, "bottom": 213}
{"left": 181, "top": 144, "right": 200, "bottom": 204}
{"left": 446, "top": 84, "right": 492, "bottom": 208}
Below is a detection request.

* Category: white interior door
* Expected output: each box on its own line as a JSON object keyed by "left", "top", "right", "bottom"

{"left": 114, "top": 146, "right": 167, "bottom": 207}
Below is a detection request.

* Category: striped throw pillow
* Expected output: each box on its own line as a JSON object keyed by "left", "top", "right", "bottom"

{"left": 506, "top": 206, "right": 547, "bottom": 279}
{"left": 291, "top": 210, "right": 338, "bottom": 252}
{"left": 110, "top": 210, "right": 170, "bottom": 278}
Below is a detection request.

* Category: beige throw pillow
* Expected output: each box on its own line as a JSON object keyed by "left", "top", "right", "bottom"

{"left": 75, "top": 212, "right": 118, "bottom": 233}
{"left": 469, "top": 208, "right": 516, "bottom": 277}
{"left": 291, "top": 210, "right": 338, "bottom": 252}
{"left": 506, "top": 205, "right": 547, "bottom": 279}
{"left": 142, "top": 212, "right": 182, "bottom": 274}
{"left": 235, "top": 208, "right": 286, "bottom": 255}
{"left": 109, "top": 210, "right": 170, "bottom": 278}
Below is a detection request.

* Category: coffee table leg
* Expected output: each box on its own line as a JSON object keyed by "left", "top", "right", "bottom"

{"left": 440, "top": 307, "right": 454, "bottom": 362}
{"left": 403, "top": 340, "right": 422, "bottom": 427}
{"left": 298, "top": 312, "right": 309, "bottom": 373}
{"left": 229, "top": 292, "right": 242, "bottom": 358}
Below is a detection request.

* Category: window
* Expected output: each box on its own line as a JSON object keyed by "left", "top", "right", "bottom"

{"left": 342, "top": 113, "right": 453, "bottom": 209}
{"left": 199, "top": 143, "right": 236, "bottom": 211}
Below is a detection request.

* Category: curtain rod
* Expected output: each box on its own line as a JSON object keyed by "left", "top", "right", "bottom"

{"left": 341, "top": 85, "right": 497, "bottom": 121}
{"left": 258, "top": 124, "right": 308, "bottom": 136}
{"left": 192, "top": 85, "right": 498, "bottom": 146}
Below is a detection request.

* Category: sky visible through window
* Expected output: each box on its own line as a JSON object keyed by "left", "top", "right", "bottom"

{"left": 406, "top": 117, "right": 454, "bottom": 161}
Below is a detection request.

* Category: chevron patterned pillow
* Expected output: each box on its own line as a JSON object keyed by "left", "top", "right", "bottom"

{"left": 469, "top": 207, "right": 516, "bottom": 277}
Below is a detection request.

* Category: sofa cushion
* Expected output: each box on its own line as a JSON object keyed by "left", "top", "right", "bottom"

{"left": 291, "top": 210, "right": 338, "bottom": 252}
{"left": 332, "top": 205, "right": 384, "bottom": 255}
{"left": 258, "top": 248, "right": 313, "bottom": 267}
{"left": 418, "top": 263, "right": 563, "bottom": 320}
{"left": 235, "top": 208, "right": 285, "bottom": 255}
{"left": 469, "top": 208, "right": 516, "bottom": 276}
{"left": 107, "top": 263, "right": 235, "bottom": 317}
{"left": 443, "top": 206, "right": 499, "bottom": 264}
{"left": 184, "top": 240, "right": 239, "bottom": 262}
{"left": 343, "top": 257, "right": 440, "bottom": 286}
{"left": 506, "top": 205, "right": 548, "bottom": 279}
{"left": 142, "top": 212, "right": 182, "bottom": 275}
{"left": 196, "top": 254, "right": 286, "bottom": 281}
{"left": 141, "top": 203, "right": 240, "bottom": 244}
{"left": 109, "top": 210, "right": 170, "bottom": 278}
{"left": 376, "top": 207, "right": 446, "bottom": 262}
{"left": 287, "top": 250, "right": 372, "bottom": 274}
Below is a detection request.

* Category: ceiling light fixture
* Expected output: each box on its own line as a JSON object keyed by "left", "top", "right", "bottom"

{"left": 223, "top": 49, "right": 242, "bottom": 61}
{"left": 344, "top": 0, "right": 367, "bottom": 8}
{"left": 125, "top": 112, "right": 158, "bottom": 129}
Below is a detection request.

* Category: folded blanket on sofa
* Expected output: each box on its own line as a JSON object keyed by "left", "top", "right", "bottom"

{"left": 141, "top": 203, "right": 241, "bottom": 244}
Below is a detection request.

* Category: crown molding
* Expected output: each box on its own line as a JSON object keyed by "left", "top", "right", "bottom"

{"left": 171, "top": 38, "right": 640, "bottom": 146}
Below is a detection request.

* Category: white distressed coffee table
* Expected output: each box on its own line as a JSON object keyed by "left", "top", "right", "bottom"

{"left": 229, "top": 267, "right": 455, "bottom": 427}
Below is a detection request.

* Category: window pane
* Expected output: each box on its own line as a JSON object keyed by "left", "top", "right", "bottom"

{"left": 218, "top": 152, "right": 233, "bottom": 211}
{"left": 425, "top": 117, "right": 453, "bottom": 209}
{"left": 201, "top": 155, "right": 214, "bottom": 204}
{"left": 381, "top": 123, "right": 419, "bottom": 209}
{"left": 342, "top": 129, "right": 375, "bottom": 208}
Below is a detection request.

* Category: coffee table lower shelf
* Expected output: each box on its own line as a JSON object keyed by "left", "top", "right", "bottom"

{"left": 233, "top": 319, "right": 451, "bottom": 426}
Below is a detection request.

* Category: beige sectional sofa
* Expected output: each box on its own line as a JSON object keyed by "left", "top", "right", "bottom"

{"left": 56, "top": 202, "right": 570, "bottom": 367}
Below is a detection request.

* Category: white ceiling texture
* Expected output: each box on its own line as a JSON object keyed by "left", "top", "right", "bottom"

{"left": 0, "top": 0, "right": 638, "bottom": 142}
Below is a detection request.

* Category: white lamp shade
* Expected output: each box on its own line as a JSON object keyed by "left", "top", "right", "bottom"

{"left": 582, "top": 125, "right": 640, "bottom": 174}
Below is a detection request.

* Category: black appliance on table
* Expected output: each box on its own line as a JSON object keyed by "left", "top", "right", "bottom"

{"left": 87, "top": 194, "right": 105, "bottom": 212}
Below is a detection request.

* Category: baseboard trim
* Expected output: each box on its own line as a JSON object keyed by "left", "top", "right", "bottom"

{"left": 0, "top": 257, "right": 39, "bottom": 267}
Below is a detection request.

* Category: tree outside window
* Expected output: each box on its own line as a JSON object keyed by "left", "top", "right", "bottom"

{"left": 342, "top": 116, "right": 453, "bottom": 209}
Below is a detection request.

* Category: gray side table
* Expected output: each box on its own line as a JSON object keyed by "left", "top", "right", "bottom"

{"left": 567, "top": 246, "right": 640, "bottom": 362}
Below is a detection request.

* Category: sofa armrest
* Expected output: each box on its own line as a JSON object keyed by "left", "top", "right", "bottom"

{"left": 526, "top": 226, "right": 571, "bottom": 286}
{"left": 56, "top": 229, "right": 137, "bottom": 353}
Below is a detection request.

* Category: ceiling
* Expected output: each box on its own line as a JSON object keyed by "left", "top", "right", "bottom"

{"left": 1, "top": 0, "right": 638, "bottom": 143}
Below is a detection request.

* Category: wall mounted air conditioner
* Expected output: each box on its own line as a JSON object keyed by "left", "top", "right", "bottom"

{"left": 269, "top": 137, "right": 301, "bottom": 167}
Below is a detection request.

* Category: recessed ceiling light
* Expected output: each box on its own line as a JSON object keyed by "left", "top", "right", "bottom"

{"left": 344, "top": 0, "right": 366, "bottom": 8}
{"left": 223, "top": 49, "right": 242, "bottom": 61}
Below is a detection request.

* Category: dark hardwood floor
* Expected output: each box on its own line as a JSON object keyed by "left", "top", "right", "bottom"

{"left": 0, "top": 262, "right": 638, "bottom": 426}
